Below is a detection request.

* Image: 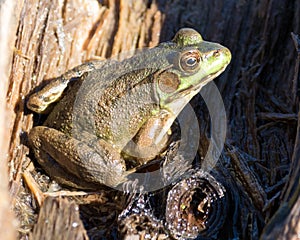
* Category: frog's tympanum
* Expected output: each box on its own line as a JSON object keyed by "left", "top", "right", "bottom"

{"left": 27, "top": 28, "right": 231, "bottom": 190}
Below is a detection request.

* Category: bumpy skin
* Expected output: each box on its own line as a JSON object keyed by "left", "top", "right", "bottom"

{"left": 27, "top": 28, "right": 231, "bottom": 189}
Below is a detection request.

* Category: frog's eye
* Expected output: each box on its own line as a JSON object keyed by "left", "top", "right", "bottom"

{"left": 157, "top": 71, "right": 180, "bottom": 93}
{"left": 179, "top": 50, "right": 201, "bottom": 72}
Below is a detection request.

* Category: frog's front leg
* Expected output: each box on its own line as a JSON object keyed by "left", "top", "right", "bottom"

{"left": 27, "top": 60, "right": 106, "bottom": 113}
{"left": 123, "top": 110, "right": 174, "bottom": 164}
{"left": 29, "top": 126, "right": 128, "bottom": 189}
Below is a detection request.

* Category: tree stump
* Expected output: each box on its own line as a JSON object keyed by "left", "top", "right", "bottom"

{"left": 2, "top": 0, "right": 299, "bottom": 239}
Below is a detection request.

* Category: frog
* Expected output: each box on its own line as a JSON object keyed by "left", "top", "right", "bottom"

{"left": 27, "top": 28, "right": 231, "bottom": 190}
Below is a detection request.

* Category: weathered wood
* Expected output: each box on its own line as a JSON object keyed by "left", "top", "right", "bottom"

{"left": 30, "top": 197, "right": 88, "bottom": 240}
{"left": 0, "top": 0, "right": 21, "bottom": 239}
{"left": 5, "top": 0, "right": 300, "bottom": 239}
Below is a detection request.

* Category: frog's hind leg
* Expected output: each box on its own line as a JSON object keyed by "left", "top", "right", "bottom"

{"left": 28, "top": 126, "right": 127, "bottom": 189}
{"left": 32, "top": 148, "right": 99, "bottom": 190}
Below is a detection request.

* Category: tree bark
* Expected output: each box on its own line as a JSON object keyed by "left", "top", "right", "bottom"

{"left": 0, "top": 0, "right": 21, "bottom": 239}
{"left": 4, "top": 0, "right": 300, "bottom": 239}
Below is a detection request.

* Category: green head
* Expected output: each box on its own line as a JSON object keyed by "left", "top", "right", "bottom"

{"left": 155, "top": 28, "right": 231, "bottom": 116}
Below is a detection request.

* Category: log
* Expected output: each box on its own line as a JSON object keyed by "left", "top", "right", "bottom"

{"left": 3, "top": 0, "right": 300, "bottom": 239}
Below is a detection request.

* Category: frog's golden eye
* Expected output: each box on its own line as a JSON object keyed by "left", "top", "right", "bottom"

{"left": 179, "top": 50, "right": 201, "bottom": 72}
{"left": 157, "top": 71, "right": 180, "bottom": 93}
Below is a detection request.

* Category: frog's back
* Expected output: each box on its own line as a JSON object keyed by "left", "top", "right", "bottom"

{"left": 44, "top": 47, "right": 171, "bottom": 139}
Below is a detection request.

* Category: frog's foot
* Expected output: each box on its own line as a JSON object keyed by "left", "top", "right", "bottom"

{"left": 28, "top": 126, "right": 128, "bottom": 190}
{"left": 27, "top": 60, "right": 108, "bottom": 113}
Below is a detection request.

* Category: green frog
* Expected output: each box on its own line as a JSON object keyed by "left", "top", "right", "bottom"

{"left": 27, "top": 28, "right": 231, "bottom": 190}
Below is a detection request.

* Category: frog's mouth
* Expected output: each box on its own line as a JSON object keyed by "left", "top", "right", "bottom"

{"left": 162, "top": 63, "right": 228, "bottom": 117}
{"left": 193, "top": 64, "right": 228, "bottom": 91}
{"left": 171, "top": 64, "right": 228, "bottom": 103}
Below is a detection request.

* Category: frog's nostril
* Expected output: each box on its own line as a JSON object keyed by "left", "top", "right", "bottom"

{"left": 225, "top": 48, "right": 232, "bottom": 61}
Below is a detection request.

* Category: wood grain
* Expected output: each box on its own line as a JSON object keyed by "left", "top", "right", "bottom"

{"left": 4, "top": 0, "right": 300, "bottom": 239}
